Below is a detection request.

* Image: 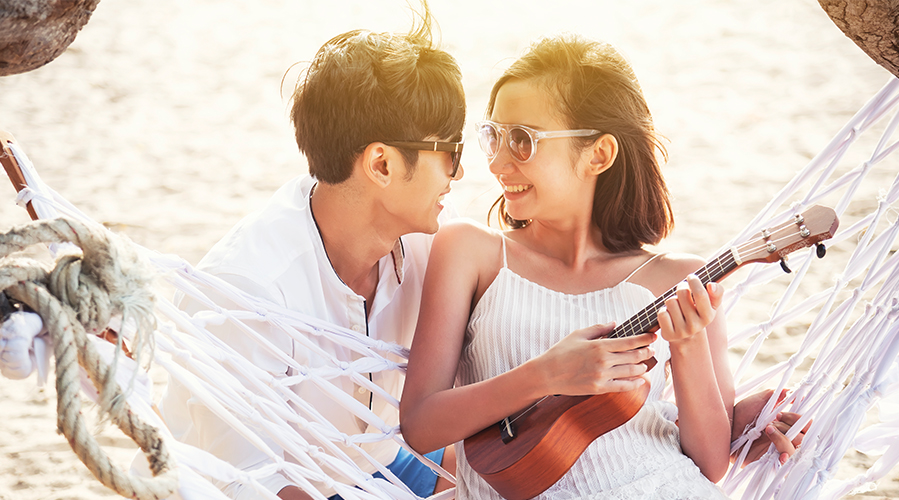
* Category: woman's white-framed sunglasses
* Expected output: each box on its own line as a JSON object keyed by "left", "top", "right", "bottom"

{"left": 475, "top": 120, "right": 601, "bottom": 163}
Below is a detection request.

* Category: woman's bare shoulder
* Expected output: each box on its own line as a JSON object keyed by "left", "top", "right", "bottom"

{"left": 638, "top": 252, "right": 707, "bottom": 293}
{"left": 439, "top": 217, "right": 492, "bottom": 235}
{"left": 430, "top": 218, "right": 504, "bottom": 270}
{"left": 655, "top": 252, "right": 706, "bottom": 272}
{"left": 435, "top": 218, "right": 502, "bottom": 251}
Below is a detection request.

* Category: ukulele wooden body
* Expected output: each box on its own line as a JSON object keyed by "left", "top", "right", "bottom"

{"left": 464, "top": 382, "right": 651, "bottom": 500}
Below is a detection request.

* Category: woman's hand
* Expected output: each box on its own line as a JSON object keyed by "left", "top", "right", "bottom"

{"left": 529, "top": 323, "right": 657, "bottom": 397}
{"left": 657, "top": 275, "right": 723, "bottom": 345}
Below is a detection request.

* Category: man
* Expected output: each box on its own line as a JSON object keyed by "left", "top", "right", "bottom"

{"left": 159, "top": 7, "right": 463, "bottom": 499}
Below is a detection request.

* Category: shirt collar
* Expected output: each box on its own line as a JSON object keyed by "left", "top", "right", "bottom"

{"left": 391, "top": 238, "right": 405, "bottom": 285}
{"left": 308, "top": 181, "right": 405, "bottom": 287}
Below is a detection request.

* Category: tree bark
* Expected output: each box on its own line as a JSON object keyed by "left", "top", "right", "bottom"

{"left": 0, "top": 0, "right": 100, "bottom": 76}
{"left": 819, "top": 0, "right": 899, "bottom": 78}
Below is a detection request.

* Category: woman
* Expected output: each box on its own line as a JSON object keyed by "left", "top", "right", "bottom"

{"left": 400, "top": 34, "right": 732, "bottom": 499}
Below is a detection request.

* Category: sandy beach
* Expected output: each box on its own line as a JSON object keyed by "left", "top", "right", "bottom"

{"left": 1, "top": 0, "right": 897, "bottom": 498}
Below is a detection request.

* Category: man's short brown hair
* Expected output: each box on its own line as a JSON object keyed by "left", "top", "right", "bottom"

{"left": 290, "top": 6, "right": 465, "bottom": 184}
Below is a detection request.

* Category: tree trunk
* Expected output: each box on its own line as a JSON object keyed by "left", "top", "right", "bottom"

{"left": 0, "top": 0, "right": 100, "bottom": 76}
{"left": 819, "top": 0, "right": 899, "bottom": 78}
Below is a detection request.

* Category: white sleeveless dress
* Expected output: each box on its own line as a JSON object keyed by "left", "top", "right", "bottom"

{"left": 455, "top": 239, "right": 729, "bottom": 500}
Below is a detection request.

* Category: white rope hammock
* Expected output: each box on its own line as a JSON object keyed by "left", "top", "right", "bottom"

{"left": 722, "top": 76, "right": 899, "bottom": 499}
{"left": 3, "top": 76, "right": 899, "bottom": 500}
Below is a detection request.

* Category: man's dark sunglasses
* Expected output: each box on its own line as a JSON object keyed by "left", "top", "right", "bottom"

{"left": 384, "top": 141, "right": 463, "bottom": 178}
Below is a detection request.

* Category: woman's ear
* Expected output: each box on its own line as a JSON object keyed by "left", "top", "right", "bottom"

{"left": 587, "top": 134, "right": 618, "bottom": 176}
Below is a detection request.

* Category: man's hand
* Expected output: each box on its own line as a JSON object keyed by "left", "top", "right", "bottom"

{"left": 731, "top": 389, "right": 809, "bottom": 466}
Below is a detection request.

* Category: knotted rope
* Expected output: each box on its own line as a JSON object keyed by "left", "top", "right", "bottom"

{"left": 0, "top": 216, "right": 177, "bottom": 499}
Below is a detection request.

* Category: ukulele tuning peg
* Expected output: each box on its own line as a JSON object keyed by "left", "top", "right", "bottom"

{"left": 780, "top": 259, "right": 792, "bottom": 274}
{"left": 816, "top": 243, "right": 827, "bottom": 259}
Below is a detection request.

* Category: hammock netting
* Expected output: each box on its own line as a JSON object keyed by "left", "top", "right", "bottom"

{"left": 4, "top": 76, "right": 899, "bottom": 499}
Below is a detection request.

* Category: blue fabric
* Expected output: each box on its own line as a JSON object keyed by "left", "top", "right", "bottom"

{"left": 329, "top": 447, "right": 444, "bottom": 499}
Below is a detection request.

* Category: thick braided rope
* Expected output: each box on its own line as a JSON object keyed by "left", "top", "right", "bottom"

{"left": 0, "top": 216, "right": 154, "bottom": 334}
{"left": 0, "top": 217, "right": 177, "bottom": 499}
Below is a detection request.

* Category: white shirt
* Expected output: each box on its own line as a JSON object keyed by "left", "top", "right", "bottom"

{"left": 159, "top": 175, "right": 436, "bottom": 498}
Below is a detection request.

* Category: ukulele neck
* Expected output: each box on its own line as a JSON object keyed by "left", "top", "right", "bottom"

{"left": 608, "top": 249, "right": 739, "bottom": 339}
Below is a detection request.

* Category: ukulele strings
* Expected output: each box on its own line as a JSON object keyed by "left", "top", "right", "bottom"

{"left": 505, "top": 395, "right": 552, "bottom": 427}
{"left": 607, "top": 254, "right": 733, "bottom": 340}
{"left": 607, "top": 226, "right": 805, "bottom": 340}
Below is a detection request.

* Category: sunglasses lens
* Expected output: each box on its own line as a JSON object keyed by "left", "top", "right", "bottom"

{"left": 477, "top": 122, "right": 536, "bottom": 162}
{"left": 508, "top": 127, "right": 533, "bottom": 162}
{"left": 477, "top": 123, "right": 500, "bottom": 158}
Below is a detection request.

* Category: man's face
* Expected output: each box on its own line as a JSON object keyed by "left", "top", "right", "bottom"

{"left": 387, "top": 141, "right": 463, "bottom": 235}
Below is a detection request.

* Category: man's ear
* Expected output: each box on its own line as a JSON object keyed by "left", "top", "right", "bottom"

{"left": 359, "top": 142, "right": 395, "bottom": 188}
{"left": 586, "top": 134, "right": 618, "bottom": 176}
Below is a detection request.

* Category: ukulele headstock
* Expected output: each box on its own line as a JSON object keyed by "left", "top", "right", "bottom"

{"left": 735, "top": 205, "right": 839, "bottom": 265}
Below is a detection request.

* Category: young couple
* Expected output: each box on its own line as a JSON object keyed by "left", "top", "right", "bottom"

{"left": 160, "top": 5, "right": 804, "bottom": 500}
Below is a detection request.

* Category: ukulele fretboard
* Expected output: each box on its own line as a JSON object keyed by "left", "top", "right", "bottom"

{"left": 608, "top": 250, "right": 738, "bottom": 339}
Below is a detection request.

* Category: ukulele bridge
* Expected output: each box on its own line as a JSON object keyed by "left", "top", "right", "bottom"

{"left": 500, "top": 417, "right": 516, "bottom": 444}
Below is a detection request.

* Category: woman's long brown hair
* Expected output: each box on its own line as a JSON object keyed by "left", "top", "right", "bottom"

{"left": 487, "top": 35, "right": 673, "bottom": 253}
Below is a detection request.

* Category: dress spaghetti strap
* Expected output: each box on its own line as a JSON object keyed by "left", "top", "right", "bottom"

{"left": 500, "top": 234, "right": 508, "bottom": 269}
{"left": 623, "top": 253, "right": 665, "bottom": 283}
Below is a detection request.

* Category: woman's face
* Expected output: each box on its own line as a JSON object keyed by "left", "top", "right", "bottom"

{"left": 487, "top": 79, "right": 597, "bottom": 226}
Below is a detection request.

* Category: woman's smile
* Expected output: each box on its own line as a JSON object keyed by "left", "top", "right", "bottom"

{"left": 503, "top": 184, "right": 532, "bottom": 194}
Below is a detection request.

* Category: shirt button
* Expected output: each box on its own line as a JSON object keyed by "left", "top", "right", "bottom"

{"left": 351, "top": 325, "right": 363, "bottom": 333}
{"left": 357, "top": 387, "right": 366, "bottom": 394}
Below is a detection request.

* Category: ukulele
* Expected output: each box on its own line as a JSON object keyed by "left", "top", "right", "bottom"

{"left": 463, "top": 205, "right": 840, "bottom": 500}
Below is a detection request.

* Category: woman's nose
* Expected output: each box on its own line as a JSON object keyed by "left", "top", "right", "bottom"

{"left": 488, "top": 149, "right": 515, "bottom": 176}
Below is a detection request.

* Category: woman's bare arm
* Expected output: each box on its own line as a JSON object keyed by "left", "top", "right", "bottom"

{"left": 654, "top": 258, "right": 734, "bottom": 482}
